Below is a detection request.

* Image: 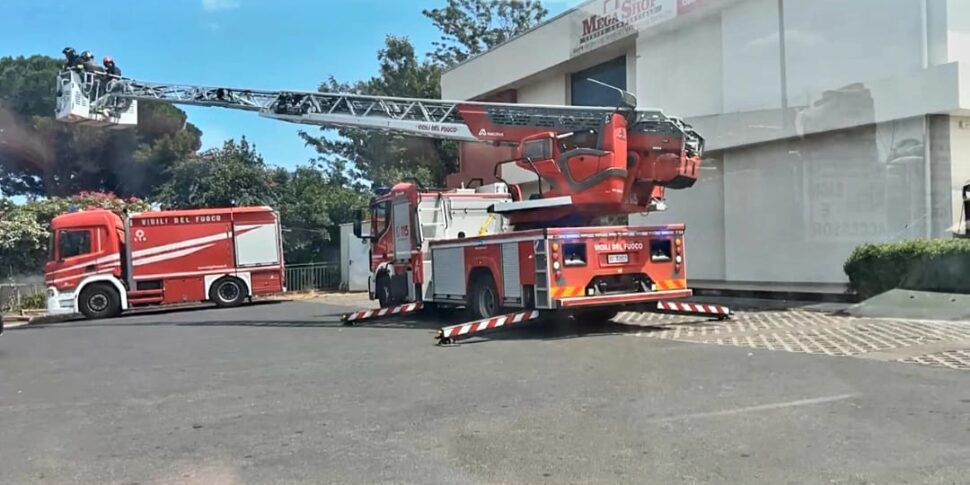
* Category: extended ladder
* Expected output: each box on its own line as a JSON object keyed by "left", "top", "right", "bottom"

{"left": 56, "top": 71, "right": 702, "bottom": 154}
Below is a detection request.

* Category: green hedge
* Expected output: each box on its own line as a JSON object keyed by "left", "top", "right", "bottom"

{"left": 844, "top": 239, "right": 970, "bottom": 299}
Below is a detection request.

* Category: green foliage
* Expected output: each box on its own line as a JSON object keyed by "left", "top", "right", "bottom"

{"left": 5, "top": 291, "right": 46, "bottom": 311}
{"left": 155, "top": 139, "right": 369, "bottom": 264}
{"left": 423, "top": 0, "right": 548, "bottom": 67}
{"left": 0, "top": 55, "right": 201, "bottom": 198}
{"left": 154, "top": 138, "right": 276, "bottom": 209}
{"left": 275, "top": 159, "right": 369, "bottom": 263}
{"left": 303, "top": 1, "right": 547, "bottom": 189}
{"left": 844, "top": 239, "right": 970, "bottom": 298}
{"left": 0, "top": 55, "right": 62, "bottom": 118}
{"left": 0, "top": 192, "right": 149, "bottom": 277}
{"left": 301, "top": 36, "right": 454, "bottom": 188}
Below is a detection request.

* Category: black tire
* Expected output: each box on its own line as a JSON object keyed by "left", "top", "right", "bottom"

{"left": 78, "top": 283, "right": 122, "bottom": 320}
{"left": 210, "top": 277, "right": 247, "bottom": 308}
{"left": 376, "top": 274, "right": 393, "bottom": 308}
{"left": 468, "top": 272, "right": 501, "bottom": 320}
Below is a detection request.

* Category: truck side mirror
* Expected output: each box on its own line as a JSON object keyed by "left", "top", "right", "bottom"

{"left": 353, "top": 208, "right": 370, "bottom": 239}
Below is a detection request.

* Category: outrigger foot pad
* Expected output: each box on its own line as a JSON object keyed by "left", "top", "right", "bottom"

{"left": 341, "top": 302, "right": 423, "bottom": 325}
{"left": 435, "top": 310, "right": 541, "bottom": 345}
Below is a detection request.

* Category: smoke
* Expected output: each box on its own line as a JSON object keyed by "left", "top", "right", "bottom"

{"left": 0, "top": 105, "right": 54, "bottom": 192}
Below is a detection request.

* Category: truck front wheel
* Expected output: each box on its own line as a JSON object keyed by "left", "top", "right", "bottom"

{"left": 78, "top": 284, "right": 122, "bottom": 320}
{"left": 469, "top": 272, "right": 501, "bottom": 320}
{"left": 376, "top": 273, "right": 393, "bottom": 308}
{"left": 210, "top": 277, "right": 247, "bottom": 308}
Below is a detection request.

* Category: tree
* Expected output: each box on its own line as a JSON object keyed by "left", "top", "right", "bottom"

{"left": 0, "top": 55, "right": 201, "bottom": 198}
{"left": 0, "top": 192, "right": 150, "bottom": 278}
{"left": 301, "top": 35, "right": 455, "bottom": 188}
{"left": 423, "top": 0, "right": 548, "bottom": 67}
{"left": 301, "top": 1, "right": 547, "bottom": 190}
{"left": 154, "top": 138, "right": 276, "bottom": 209}
{"left": 275, "top": 159, "right": 369, "bottom": 264}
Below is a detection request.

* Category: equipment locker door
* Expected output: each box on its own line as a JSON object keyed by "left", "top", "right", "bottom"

{"left": 392, "top": 200, "right": 413, "bottom": 262}
{"left": 234, "top": 217, "right": 281, "bottom": 267}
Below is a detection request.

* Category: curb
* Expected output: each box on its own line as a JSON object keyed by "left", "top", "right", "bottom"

{"left": 3, "top": 312, "right": 74, "bottom": 329}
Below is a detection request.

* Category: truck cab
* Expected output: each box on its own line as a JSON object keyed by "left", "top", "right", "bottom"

{"left": 355, "top": 182, "right": 511, "bottom": 307}
{"left": 44, "top": 210, "right": 127, "bottom": 315}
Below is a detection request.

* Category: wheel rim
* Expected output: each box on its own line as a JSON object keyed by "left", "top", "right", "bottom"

{"left": 89, "top": 293, "right": 108, "bottom": 312}
{"left": 479, "top": 285, "right": 496, "bottom": 317}
{"left": 218, "top": 282, "right": 240, "bottom": 302}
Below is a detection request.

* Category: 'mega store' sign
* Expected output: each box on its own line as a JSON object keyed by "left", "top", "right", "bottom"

{"left": 571, "top": 0, "right": 710, "bottom": 57}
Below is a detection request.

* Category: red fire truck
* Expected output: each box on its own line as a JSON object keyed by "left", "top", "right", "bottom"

{"left": 353, "top": 108, "right": 695, "bottom": 328}
{"left": 56, "top": 69, "right": 731, "bottom": 341}
{"left": 44, "top": 207, "right": 284, "bottom": 319}
{"left": 358, "top": 181, "right": 691, "bottom": 320}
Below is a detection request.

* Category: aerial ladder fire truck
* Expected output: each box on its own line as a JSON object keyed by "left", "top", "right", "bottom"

{"left": 55, "top": 70, "right": 730, "bottom": 343}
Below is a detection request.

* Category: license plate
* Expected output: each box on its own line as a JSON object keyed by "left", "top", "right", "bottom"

{"left": 607, "top": 253, "right": 629, "bottom": 264}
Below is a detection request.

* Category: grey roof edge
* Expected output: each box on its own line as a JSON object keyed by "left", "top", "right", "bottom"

{"left": 441, "top": 1, "right": 586, "bottom": 74}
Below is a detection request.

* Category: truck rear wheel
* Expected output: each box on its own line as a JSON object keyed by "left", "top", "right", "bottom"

{"left": 210, "top": 277, "right": 247, "bottom": 308}
{"left": 78, "top": 283, "right": 122, "bottom": 320}
{"left": 468, "top": 272, "right": 500, "bottom": 320}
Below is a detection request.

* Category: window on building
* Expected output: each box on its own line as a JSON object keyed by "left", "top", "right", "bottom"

{"left": 57, "top": 229, "right": 92, "bottom": 260}
{"left": 570, "top": 56, "right": 627, "bottom": 107}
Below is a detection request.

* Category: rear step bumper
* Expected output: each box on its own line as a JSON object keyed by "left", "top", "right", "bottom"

{"left": 556, "top": 289, "right": 692, "bottom": 308}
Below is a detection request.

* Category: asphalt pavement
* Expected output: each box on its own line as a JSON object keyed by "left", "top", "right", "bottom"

{"left": 1, "top": 299, "right": 969, "bottom": 484}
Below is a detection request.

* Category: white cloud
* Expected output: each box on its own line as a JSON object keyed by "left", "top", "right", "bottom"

{"left": 205, "top": 22, "right": 222, "bottom": 32}
{"left": 202, "top": 0, "right": 239, "bottom": 12}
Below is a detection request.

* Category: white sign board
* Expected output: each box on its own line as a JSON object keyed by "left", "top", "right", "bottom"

{"left": 571, "top": 0, "right": 705, "bottom": 57}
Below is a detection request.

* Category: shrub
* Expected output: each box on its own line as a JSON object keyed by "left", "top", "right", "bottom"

{"left": 1, "top": 289, "right": 46, "bottom": 313}
{"left": 15, "top": 291, "right": 46, "bottom": 311}
{"left": 0, "top": 192, "right": 150, "bottom": 277}
{"left": 844, "top": 239, "right": 970, "bottom": 299}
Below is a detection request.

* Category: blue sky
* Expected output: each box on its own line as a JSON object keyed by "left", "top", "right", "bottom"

{"left": 0, "top": 0, "right": 576, "bottom": 169}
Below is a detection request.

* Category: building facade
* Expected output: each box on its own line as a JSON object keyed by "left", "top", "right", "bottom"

{"left": 441, "top": 0, "right": 970, "bottom": 288}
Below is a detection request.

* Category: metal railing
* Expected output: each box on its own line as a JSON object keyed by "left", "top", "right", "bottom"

{"left": 0, "top": 283, "right": 46, "bottom": 312}
{"left": 285, "top": 263, "right": 341, "bottom": 292}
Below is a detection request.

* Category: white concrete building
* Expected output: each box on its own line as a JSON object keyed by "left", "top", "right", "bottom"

{"left": 441, "top": 0, "right": 970, "bottom": 290}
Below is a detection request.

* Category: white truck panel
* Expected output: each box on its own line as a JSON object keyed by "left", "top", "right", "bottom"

{"left": 234, "top": 222, "right": 281, "bottom": 267}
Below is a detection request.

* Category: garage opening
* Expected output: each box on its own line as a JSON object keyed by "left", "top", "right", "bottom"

{"left": 570, "top": 56, "right": 627, "bottom": 107}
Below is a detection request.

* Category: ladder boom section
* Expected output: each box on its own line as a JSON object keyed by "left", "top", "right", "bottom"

{"left": 106, "top": 78, "right": 480, "bottom": 140}
{"left": 68, "top": 72, "right": 702, "bottom": 153}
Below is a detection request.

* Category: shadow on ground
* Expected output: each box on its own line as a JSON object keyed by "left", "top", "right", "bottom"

{"left": 15, "top": 300, "right": 289, "bottom": 329}
{"left": 12, "top": 299, "right": 751, "bottom": 344}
